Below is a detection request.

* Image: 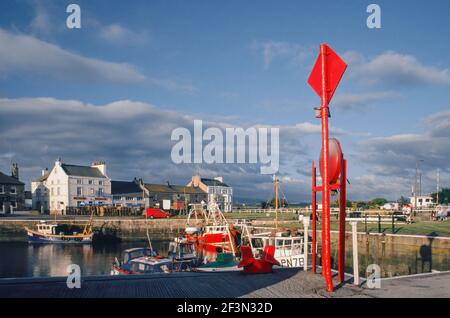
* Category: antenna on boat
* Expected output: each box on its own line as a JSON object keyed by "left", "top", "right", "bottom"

{"left": 145, "top": 212, "right": 153, "bottom": 251}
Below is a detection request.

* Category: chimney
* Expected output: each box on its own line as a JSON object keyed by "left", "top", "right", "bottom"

{"left": 55, "top": 158, "right": 62, "bottom": 166}
{"left": 192, "top": 175, "right": 201, "bottom": 187}
{"left": 11, "top": 163, "right": 19, "bottom": 179}
{"left": 214, "top": 176, "right": 223, "bottom": 183}
{"left": 92, "top": 160, "right": 106, "bottom": 176}
{"left": 42, "top": 168, "right": 48, "bottom": 176}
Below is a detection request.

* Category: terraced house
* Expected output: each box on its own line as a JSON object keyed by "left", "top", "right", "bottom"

{"left": 0, "top": 163, "right": 25, "bottom": 213}
{"left": 32, "top": 159, "right": 111, "bottom": 214}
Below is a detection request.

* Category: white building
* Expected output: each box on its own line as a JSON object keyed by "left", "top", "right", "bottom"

{"left": 187, "top": 175, "right": 233, "bottom": 212}
{"left": 31, "top": 168, "right": 50, "bottom": 212}
{"left": 32, "top": 159, "right": 111, "bottom": 214}
{"left": 409, "top": 195, "right": 433, "bottom": 209}
{"left": 381, "top": 202, "right": 399, "bottom": 211}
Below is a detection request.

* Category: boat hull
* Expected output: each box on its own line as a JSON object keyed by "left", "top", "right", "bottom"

{"left": 26, "top": 229, "right": 93, "bottom": 244}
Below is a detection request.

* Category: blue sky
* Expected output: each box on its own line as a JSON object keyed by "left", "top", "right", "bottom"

{"left": 0, "top": 0, "right": 449, "bottom": 202}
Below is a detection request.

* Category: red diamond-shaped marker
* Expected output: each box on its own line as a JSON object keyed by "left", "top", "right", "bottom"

{"left": 307, "top": 44, "right": 347, "bottom": 105}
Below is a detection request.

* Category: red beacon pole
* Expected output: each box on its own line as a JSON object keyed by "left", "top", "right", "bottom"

{"left": 308, "top": 44, "right": 347, "bottom": 292}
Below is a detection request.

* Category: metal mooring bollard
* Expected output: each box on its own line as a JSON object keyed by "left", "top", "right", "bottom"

{"left": 351, "top": 221, "right": 359, "bottom": 286}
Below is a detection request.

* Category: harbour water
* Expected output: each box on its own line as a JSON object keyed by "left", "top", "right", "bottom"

{"left": 0, "top": 240, "right": 171, "bottom": 278}
{"left": 1, "top": 234, "right": 449, "bottom": 279}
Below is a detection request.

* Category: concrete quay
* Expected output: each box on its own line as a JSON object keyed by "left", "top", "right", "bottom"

{"left": 0, "top": 268, "right": 449, "bottom": 298}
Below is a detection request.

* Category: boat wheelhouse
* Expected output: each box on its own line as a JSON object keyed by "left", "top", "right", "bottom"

{"left": 242, "top": 227, "right": 312, "bottom": 268}
{"left": 167, "top": 238, "right": 199, "bottom": 270}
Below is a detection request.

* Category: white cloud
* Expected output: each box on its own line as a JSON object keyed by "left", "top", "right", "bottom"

{"left": 29, "top": 2, "right": 52, "bottom": 36}
{"left": 98, "top": 23, "right": 151, "bottom": 46}
{"left": 332, "top": 91, "right": 401, "bottom": 111}
{"left": 253, "top": 41, "right": 315, "bottom": 69}
{"left": 0, "top": 97, "right": 319, "bottom": 201}
{"left": 0, "top": 28, "right": 146, "bottom": 83}
{"left": 346, "top": 51, "right": 450, "bottom": 86}
{"left": 353, "top": 112, "right": 450, "bottom": 199}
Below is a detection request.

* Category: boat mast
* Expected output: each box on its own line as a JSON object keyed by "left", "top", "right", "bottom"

{"left": 274, "top": 175, "right": 279, "bottom": 231}
{"left": 437, "top": 168, "right": 440, "bottom": 205}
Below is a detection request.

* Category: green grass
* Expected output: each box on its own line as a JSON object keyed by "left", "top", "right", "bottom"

{"left": 168, "top": 212, "right": 450, "bottom": 237}
{"left": 170, "top": 212, "right": 298, "bottom": 221}
{"left": 279, "top": 220, "right": 450, "bottom": 237}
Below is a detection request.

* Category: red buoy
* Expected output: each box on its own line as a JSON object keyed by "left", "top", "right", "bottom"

{"left": 319, "top": 138, "right": 343, "bottom": 184}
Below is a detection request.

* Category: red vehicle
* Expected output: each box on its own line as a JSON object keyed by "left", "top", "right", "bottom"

{"left": 145, "top": 208, "right": 170, "bottom": 219}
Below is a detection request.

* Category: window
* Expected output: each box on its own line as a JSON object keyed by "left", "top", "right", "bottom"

{"left": 10, "top": 186, "right": 16, "bottom": 194}
{"left": 36, "top": 189, "right": 41, "bottom": 197}
{"left": 90, "top": 188, "right": 94, "bottom": 195}
{"left": 57, "top": 187, "right": 60, "bottom": 196}
{"left": 77, "top": 179, "right": 82, "bottom": 185}
{"left": 11, "top": 201, "right": 17, "bottom": 208}
{"left": 88, "top": 180, "right": 94, "bottom": 185}
{"left": 0, "top": 186, "right": 4, "bottom": 194}
{"left": 98, "top": 188, "right": 103, "bottom": 196}
{"left": 99, "top": 180, "right": 103, "bottom": 186}
{"left": 51, "top": 188, "right": 54, "bottom": 196}
{"left": 77, "top": 187, "right": 82, "bottom": 196}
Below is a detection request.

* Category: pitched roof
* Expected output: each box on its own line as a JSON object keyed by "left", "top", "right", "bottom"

{"left": 201, "top": 178, "right": 229, "bottom": 187}
{"left": 144, "top": 183, "right": 206, "bottom": 195}
{"left": 33, "top": 172, "right": 50, "bottom": 182}
{"left": 111, "top": 180, "right": 142, "bottom": 195}
{"left": 0, "top": 172, "right": 24, "bottom": 185}
{"left": 61, "top": 164, "right": 106, "bottom": 178}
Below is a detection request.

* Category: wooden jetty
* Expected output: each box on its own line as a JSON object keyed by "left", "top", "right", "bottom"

{"left": 0, "top": 268, "right": 449, "bottom": 298}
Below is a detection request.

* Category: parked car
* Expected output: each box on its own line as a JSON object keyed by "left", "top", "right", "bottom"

{"left": 145, "top": 208, "right": 170, "bottom": 219}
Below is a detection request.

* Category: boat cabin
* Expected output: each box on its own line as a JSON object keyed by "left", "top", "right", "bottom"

{"left": 168, "top": 240, "right": 196, "bottom": 260}
{"left": 36, "top": 223, "right": 58, "bottom": 235}
{"left": 248, "top": 232, "right": 311, "bottom": 258}
{"left": 127, "top": 257, "right": 173, "bottom": 274}
{"left": 205, "top": 225, "right": 229, "bottom": 234}
{"left": 122, "top": 247, "right": 156, "bottom": 264}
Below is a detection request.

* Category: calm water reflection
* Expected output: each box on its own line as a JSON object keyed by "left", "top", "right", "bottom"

{"left": 0, "top": 240, "right": 170, "bottom": 278}
{"left": 1, "top": 235, "right": 449, "bottom": 278}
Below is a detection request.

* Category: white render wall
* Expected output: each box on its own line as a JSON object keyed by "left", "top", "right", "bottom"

{"left": 46, "top": 163, "right": 69, "bottom": 213}
{"left": 45, "top": 161, "right": 112, "bottom": 213}
{"left": 68, "top": 176, "right": 111, "bottom": 207}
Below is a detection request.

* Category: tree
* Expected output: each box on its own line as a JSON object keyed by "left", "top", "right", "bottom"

{"left": 368, "top": 198, "right": 388, "bottom": 208}
{"left": 431, "top": 188, "right": 450, "bottom": 205}
{"left": 398, "top": 196, "right": 409, "bottom": 206}
{"left": 266, "top": 197, "right": 288, "bottom": 208}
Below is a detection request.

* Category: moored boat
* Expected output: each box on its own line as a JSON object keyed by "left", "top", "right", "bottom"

{"left": 193, "top": 252, "right": 241, "bottom": 272}
{"left": 238, "top": 176, "right": 312, "bottom": 268}
{"left": 111, "top": 247, "right": 173, "bottom": 275}
{"left": 25, "top": 220, "right": 93, "bottom": 244}
{"left": 184, "top": 201, "right": 238, "bottom": 256}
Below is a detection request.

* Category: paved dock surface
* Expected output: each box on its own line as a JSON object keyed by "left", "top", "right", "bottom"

{"left": 1, "top": 268, "right": 449, "bottom": 298}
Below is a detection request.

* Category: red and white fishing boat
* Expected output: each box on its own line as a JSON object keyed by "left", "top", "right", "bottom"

{"left": 184, "top": 200, "right": 238, "bottom": 257}
{"left": 238, "top": 176, "right": 313, "bottom": 268}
